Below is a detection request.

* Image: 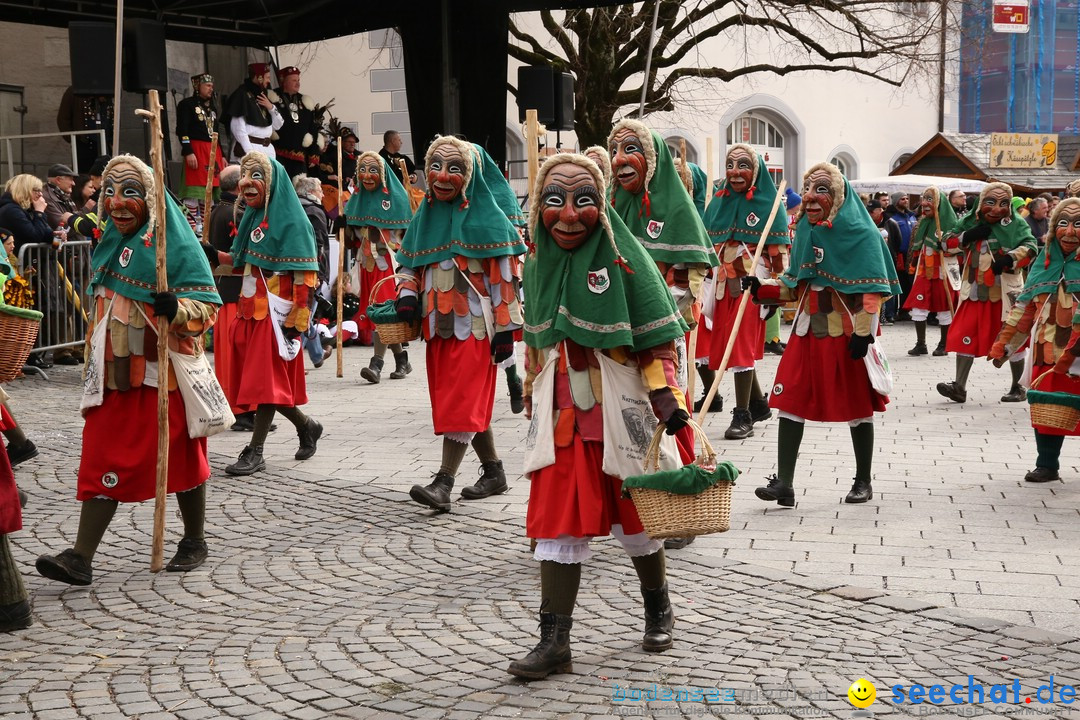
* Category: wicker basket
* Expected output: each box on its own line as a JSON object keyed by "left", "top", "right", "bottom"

{"left": 626, "top": 419, "right": 734, "bottom": 539}
{"left": 0, "top": 304, "right": 43, "bottom": 383}
{"left": 368, "top": 273, "right": 420, "bottom": 345}
{"left": 1029, "top": 372, "right": 1080, "bottom": 432}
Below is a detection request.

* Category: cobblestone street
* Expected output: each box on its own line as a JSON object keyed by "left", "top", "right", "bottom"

{"left": 5, "top": 322, "right": 1080, "bottom": 719}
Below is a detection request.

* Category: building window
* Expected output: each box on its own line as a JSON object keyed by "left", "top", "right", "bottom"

{"left": 828, "top": 150, "right": 859, "bottom": 180}
{"left": 726, "top": 113, "right": 786, "bottom": 184}
{"left": 665, "top": 135, "right": 697, "bottom": 164}
{"left": 892, "top": 152, "right": 913, "bottom": 171}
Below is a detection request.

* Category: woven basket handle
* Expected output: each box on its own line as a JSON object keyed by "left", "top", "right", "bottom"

{"left": 368, "top": 272, "right": 417, "bottom": 307}
{"left": 645, "top": 418, "right": 716, "bottom": 472}
{"left": 1031, "top": 370, "right": 1052, "bottom": 391}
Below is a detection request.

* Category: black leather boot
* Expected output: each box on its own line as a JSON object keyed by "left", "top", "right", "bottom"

{"left": 507, "top": 375, "right": 525, "bottom": 414}
{"left": 0, "top": 600, "right": 32, "bottom": 632}
{"left": 749, "top": 394, "right": 772, "bottom": 424}
{"left": 936, "top": 381, "right": 967, "bottom": 403}
{"left": 35, "top": 549, "right": 92, "bottom": 586}
{"left": 225, "top": 445, "right": 266, "bottom": 476}
{"left": 755, "top": 474, "right": 795, "bottom": 507}
{"left": 507, "top": 612, "right": 573, "bottom": 679}
{"left": 361, "top": 356, "right": 384, "bottom": 384}
{"left": 295, "top": 418, "right": 323, "bottom": 460}
{"left": 724, "top": 408, "right": 755, "bottom": 440}
{"left": 389, "top": 351, "right": 412, "bottom": 380}
{"left": 1001, "top": 361, "right": 1027, "bottom": 402}
{"left": 166, "top": 538, "right": 208, "bottom": 572}
{"left": 460, "top": 460, "right": 508, "bottom": 499}
{"left": 6, "top": 440, "right": 37, "bottom": 467}
{"left": 410, "top": 471, "right": 454, "bottom": 511}
{"left": 1025, "top": 467, "right": 1061, "bottom": 483}
{"left": 845, "top": 477, "right": 873, "bottom": 504}
{"left": 664, "top": 536, "right": 695, "bottom": 550}
{"left": 641, "top": 583, "right": 674, "bottom": 652}
{"left": 933, "top": 325, "right": 949, "bottom": 356}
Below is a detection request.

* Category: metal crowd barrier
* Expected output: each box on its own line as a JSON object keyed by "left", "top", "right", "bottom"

{"left": 16, "top": 240, "right": 92, "bottom": 357}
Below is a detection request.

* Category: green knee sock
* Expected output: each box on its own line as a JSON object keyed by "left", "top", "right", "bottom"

{"left": 1009, "top": 358, "right": 1024, "bottom": 388}
{"left": 1035, "top": 431, "right": 1064, "bottom": 471}
{"left": 470, "top": 428, "right": 498, "bottom": 464}
{"left": 176, "top": 483, "right": 206, "bottom": 541}
{"left": 849, "top": 422, "right": 874, "bottom": 482}
{"left": 0, "top": 535, "right": 27, "bottom": 606}
{"left": 696, "top": 366, "right": 716, "bottom": 395}
{"left": 955, "top": 355, "right": 974, "bottom": 390}
{"left": 276, "top": 404, "right": 309, "bottom": 432}
{"left": 733, "top": 370, "right": 753, "bottom": 410}
{"left": 540, "top": 560, "right": 581, "bottom": 616}
{"left": 914, "top": 320, "right": 926, "bottom": 346}
{"left": 631, "top": 549, "right": 667, "bottom": 591}
{"left": 373, "top": 339, "right": 387, "bottom": 359}
{"left": 751, "top": 370, "right": 766, "bottom": 403}
{"left": 777, "top": 417, "right": 804, "bottom": 488}
{"left": 72, "top": 498, "right": 119, "bottom": 562}
{"left": 504, "top": 364, "right": 520, "bottom": 383}
{"left": 766, "top": 309, "right": 780, "bottom": 343}
{"left": 251, "top": 405, "right": 278, "bottom": 447}
{"left": 1, "top": 424, "right": 27, "bottom": 448}
{"left": 440, "top": 437, "right": 469, "bottom": 477}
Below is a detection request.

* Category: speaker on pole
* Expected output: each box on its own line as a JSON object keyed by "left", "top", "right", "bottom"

{"left": 124, "top": 20, "right": 168, "bottom": 92}
{"left": 554, "top": 72, "right": 575, "bottom": 131}
{"left": 68, "top": 22, "right": 116, "bottom": 95}
{"left": 517, "top": 66, "right": 555, "bottom": 124}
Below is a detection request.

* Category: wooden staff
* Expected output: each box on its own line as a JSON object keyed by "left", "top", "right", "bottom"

{"left": 526, "top": 110, "right": 540, "bottom": 194}
{"left": 696, "top": 180, "right": 787, "bottom": 428}
{"left": 134, "top": 89, "right": 171, "bottom": 573}
{"left": 679, "top": 137, "right": 699, "bottom": 407}
{"left": 933, "top": 207, "right": 956, "bottom": 315}
{"left": 705, "top": 137, "right": 715, "bottom": 210}
{"left": 335, "top": 136, "right": 345, "bottom": 378}
{"left": 202, "top": 131, "right": 218, "bottom": 227}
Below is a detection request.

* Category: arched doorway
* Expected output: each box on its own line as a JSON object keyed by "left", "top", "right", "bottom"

{"left": 827, "top": 145, "right": 860, "bottom": 180}
{"left": 664, "top": 134, "right": 699, "bottom": 164}
{"left": 718, "top": 95, "right": 805, "bottom": 187}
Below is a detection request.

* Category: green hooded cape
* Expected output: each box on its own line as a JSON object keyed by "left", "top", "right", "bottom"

{"left": 92, "top": 192, "right": 220, "bottom": 306}
{"left": 1018, "top": 239, "right": 1080, "bottom": 302}
{"left": 397, "top": 143, "right": 527, "bottom": 268}
{"left": 785, "top": 178, "right": 900, "bottom": 295}
{"left": 231, "top": 156, "right": 320, "bottom": 273}
{"left": 480, "top": 145, "right": 526, "bottom": 227}
{"left": 702, "top": 152, "right": 789, "bottom": 246}
{"left": 524, "top": 208, "right": 688, "bottom": 352}
{"left": 610, "top": 129, "right": 716, "bottom": 267}
{"left": 688, "top": 162, "right": 707, "bottom": 219}
{"left": 910, "top": 188, "right": 958, "bottom": 253}
{"left": 951, "top": 204, "right": 1038, "bottom": 254}
{"left": 344, "top": 156, "right": 413, "bottom": 230}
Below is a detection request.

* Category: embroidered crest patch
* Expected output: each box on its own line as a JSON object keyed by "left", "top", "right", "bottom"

{"left": 251, "top": 227, "right": 265, "bottom": 243}
{"left": 772, "top": 383, "right": 784, "bottom": 396}
{"left": 381, "top": 199, "right": 391, "bottom": 211}
{"left": 119, "top": 247, "right": 133, "bottom": 268}
{"left": 813, "top": 246, "right": 824, "bottom": 263}
{"left": 916, "top": 294, "right": 925, "bottom": 301}
{"left": 587, "top": 267, "right": 610, "bottom": 294}
{"left": 1001, "top": 217, "right": 1012, "bottom": 227}
{"left": 101, "top": 472, "right": 119, "bottom": 489}
{"left": 746, "top": 212, "right": 760, "bottom": 227}
{"left": 646, "top": 220, "right": 664, "bottom": 239}
{"left": 963, "top": 336, "right": 972, "bottom": 345}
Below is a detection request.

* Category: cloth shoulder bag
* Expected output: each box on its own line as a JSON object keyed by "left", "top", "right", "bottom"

{"left": 522, "top": 344, "right": 559, "bottom": 475}
{"left": 840, "top": 300, "right": 892, "bottom": 396}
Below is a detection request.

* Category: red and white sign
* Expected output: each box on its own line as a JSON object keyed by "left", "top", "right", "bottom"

{"left": 993, "top": 0, "right": 1029, "bottom": 33}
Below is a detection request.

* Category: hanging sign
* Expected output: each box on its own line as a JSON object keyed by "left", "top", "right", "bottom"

{"left": 993, "top": 0, "right": 1029, "bottom": 33}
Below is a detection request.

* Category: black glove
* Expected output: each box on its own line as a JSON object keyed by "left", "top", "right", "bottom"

{"left": 740, "top": 276, "right": 761, "bottom": 298}
{"left": 663, "top": 409, "right": 690, "bottom": 436}
{"left": 490, "top": 330, "right": 514, "bottom": 364}
{"left": 763, "top": 305, "right": 779, "bottom": 321}
{"left": 990, "top": 253, "right": 1015, "bottom": 275}
{"left": 284, "top": 326, "right": 302, "bottom": 342}
{"left": 331, "top": 214, "right": 345, "bottom": 234}
{"left": 848, "top": 333, "right": 874, "bottom": 360}
{"left": 395, "top": 294, "right": 419, "bottom": 323}
{"left": 151, "top": 291, "right": 178, "bottom": 323}
{"left": 201, "top": 243, "right": 220, "bottom": 269}
{"left": 962, "top": 223, "right": 994, "bottom": 244}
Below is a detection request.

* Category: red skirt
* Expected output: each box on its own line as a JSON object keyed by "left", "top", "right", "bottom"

{"left": 904, "top": 274, "right": 956, "bottom": 313}
{"left": 526, "top": 434, "right": 645, "bottom": 539}
{"left": 354, "top": 261, "right": 395, "bottom": 345}
{"left": 1030, "top": 366, "right": 1080, "bottom": 436}
{"left": 182, "top": 139, "right": 226, "bottom": 189}
{"left": 0, "top": 405, "right": 19, "bottom": 534}
{"left": 694, "top": 321, "right": 712, "bottom": 361}
{"left": 230, "top": 315, "right": 308, "bottom": 411}
{"left": 77, "top": 387, "right": 208, "bottom": 502}
{"left": 709, "top": 292, "right": 765, "bottom": 370}
{"left": 213, "top": 302, "right": 243, "bottom": 413}
{"left": 427, "top": 335, "right": 497, "bottom": 434}
{"left": 769, "top": 333, "right": 888, "bottom": 422}
{"left": 946, "top": 299, "right": 1002, "bottom": 357}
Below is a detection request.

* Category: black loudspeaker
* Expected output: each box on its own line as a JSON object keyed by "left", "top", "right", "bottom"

{"left": 554, "top": 72, "right": 574, "bottom": 131}
{"left": 69, "top": 22, "right": 116, "bottom": 95}
{"left": 517, "top": 66, "right": 555, "bottom": 124}
{"left": 123, "top": 20, "right": 168, "bottom": 92}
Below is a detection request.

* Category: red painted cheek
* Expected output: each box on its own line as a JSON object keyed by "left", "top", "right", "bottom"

{"left": 541, "top": 207, "right": 562, "bottom": 234}
{"left": 448, "top": 175, "right": 465, "bottom": 193}
{"left": 577, "top": 206, "right": 599, "bottom": 233}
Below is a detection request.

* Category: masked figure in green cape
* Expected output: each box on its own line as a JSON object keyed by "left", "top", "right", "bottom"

{"left": 744, "top": 161, "right": 900, "bottom": 507}
{"left": 702, "top": 143, "right": 791, "bottom": 441}
{"left": 904, "top": 186, "right": 960, "bottom": 358}
{"left": 394, "top": 136, "right": 526, "bottom": 512}
{"left": 345, "top": 151, "right": 414, "bottom": 382}
{"left": 204, "top": 152, "right": 324, "bottom": 477}
{"left": 606, "top": 120, "right": 716, "bottom": 548}
{"left": 507, "top": 153, "right": 689, "bottom": 681}
{"left": 989, "top": 198, "right": 1080, "bottom": 483}
{"left": 35, "top": 155, "right": 222, "bottom": 586}
{"left": 936, "top": 181, "right": 1038, "bottom": 404}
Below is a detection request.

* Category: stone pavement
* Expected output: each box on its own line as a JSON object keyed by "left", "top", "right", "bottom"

{"left": 3, "top": 322, "right": 1080, "bottom": 719}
